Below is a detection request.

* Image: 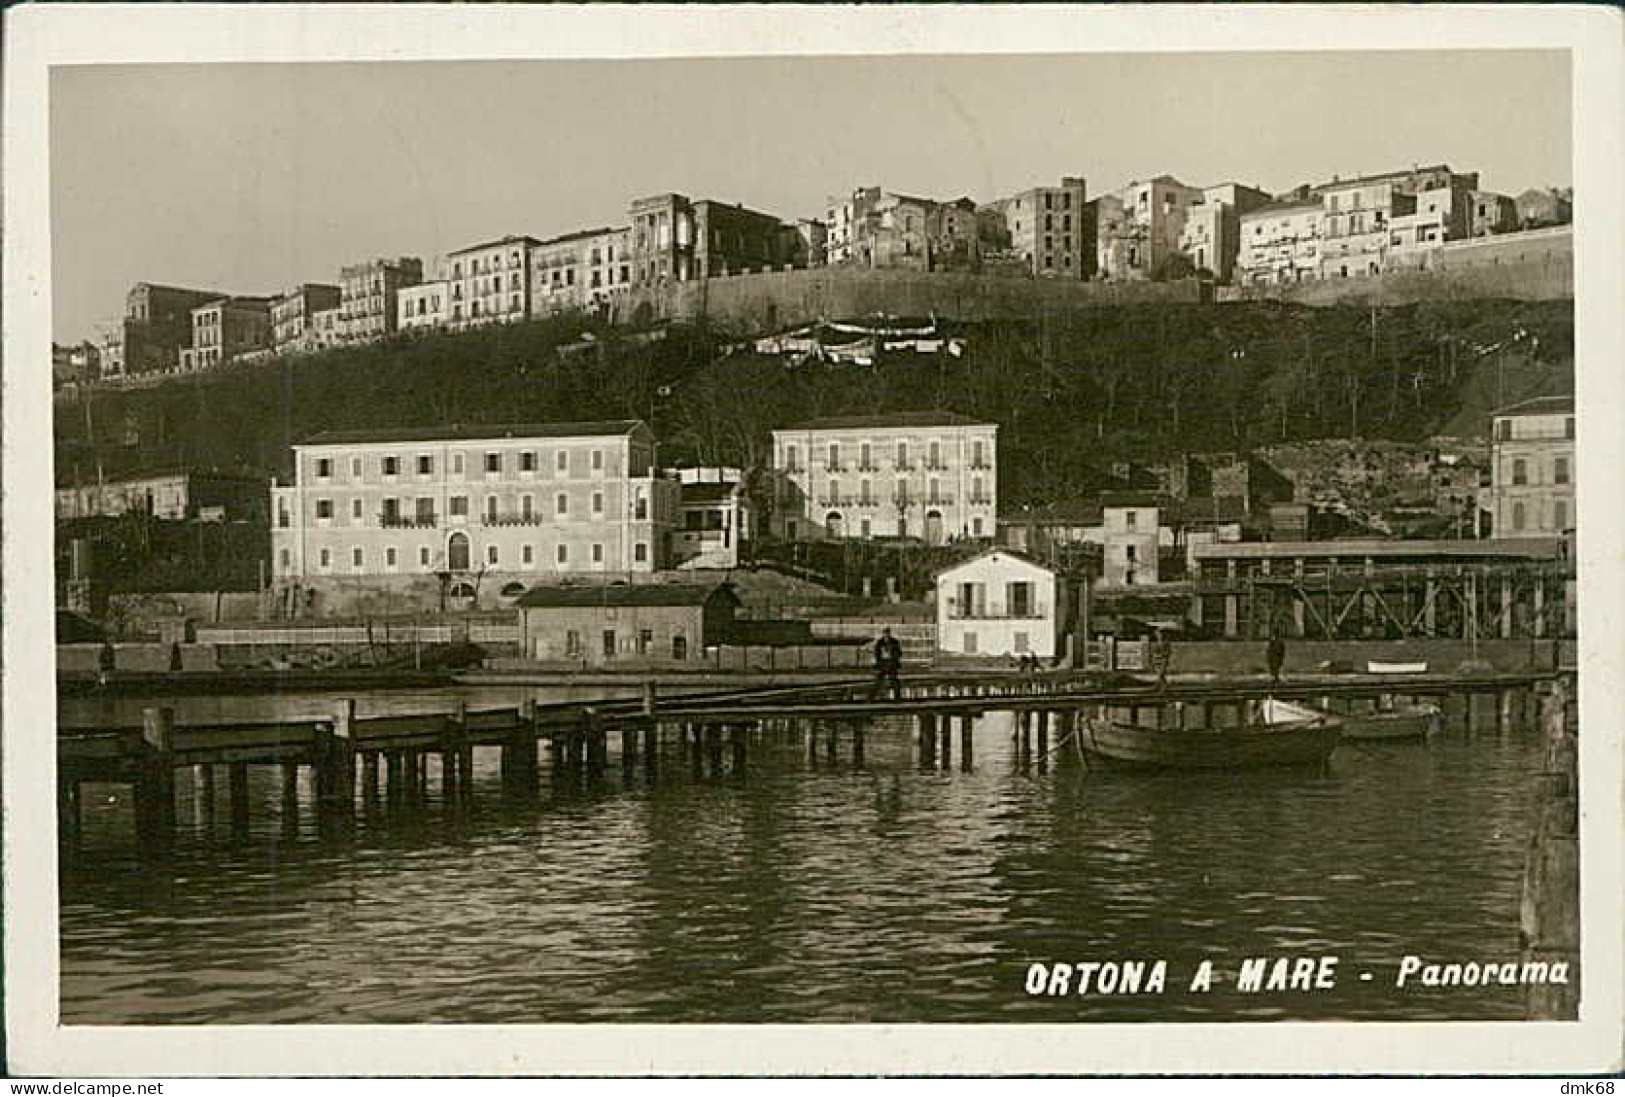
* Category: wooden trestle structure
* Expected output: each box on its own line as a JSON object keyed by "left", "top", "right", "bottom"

{"left": 58, "top": 669, "right": 1566, "bottom": 849}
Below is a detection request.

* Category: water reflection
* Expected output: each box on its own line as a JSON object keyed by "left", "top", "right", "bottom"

{"left": 60, "top": 698, "right": 1542, "bottom": 1024}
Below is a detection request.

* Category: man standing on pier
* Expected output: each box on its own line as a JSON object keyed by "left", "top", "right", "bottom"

{"left": 875, "top": 628, "right": 903, "bottom": 699}
{"left": 1267, "top": 634, "right": 1287, "bottom": 684}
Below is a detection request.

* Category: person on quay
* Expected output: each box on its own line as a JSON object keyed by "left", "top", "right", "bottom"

{"left": 1267, "top": 634, "right": 1287, "bottom": 685}
{"left": 874, "top": 628, "right": 903, "bottom": 699}
{"left": 1152, "top": 629, "right": 1174, "bottom": 690}
{"left": 97, "top": 638, "right": 116, "bottom": 687}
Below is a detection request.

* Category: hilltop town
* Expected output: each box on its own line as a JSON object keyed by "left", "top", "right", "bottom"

{"left": 53, "top": 165, "right": 1571, "bottom": 386}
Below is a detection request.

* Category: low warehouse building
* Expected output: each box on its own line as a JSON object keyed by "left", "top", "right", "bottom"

{"left": 516, "top": 582, "right": 740, "bottom": 665}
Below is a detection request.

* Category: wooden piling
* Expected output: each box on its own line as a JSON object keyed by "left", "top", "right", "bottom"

{"left": 730, "top": 724, "right": 747, "bottom": 775}
{"left": 58, "top": 776, "right": 81, "bottom": 846}
{"left": 228, "top": 762, "right": 250, "bottom": 830}
{"left": 1036, "top": 710, "right": 1050, "bottom": 772}
{"left": 825, "top": 722, "right": 838, "bottom": 762}
{"left": 314, "top": 701, "right": 356, "bottom": 817}
{"left": 196, "top": 763, "right": 217, "bottom": 818}
{"left": 136, "top": 707, "right": 177, "bottom": 847}
{"left": 386, "top": 751, "right": 405, "bottom": 805}
{"left": 707, "top": 723, "right": 725, "bottom": 776}
{"left": 959, "top": 714, "right": 973, "bottom": 771}
{"left": 280, "top": 759, "right": 300, "bottom": 825}
{"left": 851, "top": 720, "right": 865, "bottom": 767}
{"left": 361, "top": 752, "right": 380, "bottom": 801}
{"left": 919, "top": 713, "right": 937, "bottom": 766}
{"left": 642, "top": 721, "right": 658, "bottom": 778}
{"left": 584, "top": 709, "right": 607, "bottom": 777}
{"left": 938, "top": 721, "right": 951, "bottom": 768}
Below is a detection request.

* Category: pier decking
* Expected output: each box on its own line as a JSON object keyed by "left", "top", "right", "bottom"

{"left": 58, "top": 668, "right": 1564, "bottom": 848}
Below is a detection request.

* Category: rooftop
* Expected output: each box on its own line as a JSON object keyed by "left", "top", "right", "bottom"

{"left": 447, "top": 235, "right": 543, "bottom": 256}
{"left": 935, "top": 547, "right": 1054, "bottom": 578}
{"left": 1311, "top": 164, "right": 1452, "bottom": 193}
{"left": 777, "top": 411, "right": 991, "bottom": 432}
{"left": 1241, "top": 198, "right": 1324, "bottom": 218}
{"left": 517, "top": 582, "right": 736, "bottom": 609}
{"left": 1192, "top": 537, "right": 1565, "bottom": 560}
{"left": 1492, "top": 394, "right": 1575, "bottom": 417}
{"left": 299, "top": 419, "right": 646, "bottom": 447}
{"left": 538, "top": 226, "right": 625, "bottom": 247}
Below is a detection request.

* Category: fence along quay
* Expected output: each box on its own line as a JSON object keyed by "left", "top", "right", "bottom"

{"left": 57, "top": 668, "right": 1566, "bottom": 848}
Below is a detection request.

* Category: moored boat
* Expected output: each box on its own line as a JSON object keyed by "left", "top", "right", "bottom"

{"left": 1321, "top": 696, "right": 1442, "bottom": 741}
{"left": 1078, "top": 697, "right": 1341, "bottom": 771}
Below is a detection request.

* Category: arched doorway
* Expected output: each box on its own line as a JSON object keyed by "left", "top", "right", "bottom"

{"left": 447, "top": 531, "right": 471, "bottom": 571}
{"left": 924, "top": 509, "right": 944, "bottom": 545}
{"left": 825, "top": 511, "right": 845, "bottom": 539}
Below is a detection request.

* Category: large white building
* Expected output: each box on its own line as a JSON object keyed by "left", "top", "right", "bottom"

{"left": 270, "top": 420, "right": 681, "bottom": 602}
{"left": 935, "top": 549, "right": 1066, "bottom": 659}
{"left": 771, "top": 411, "right": 998, "bottom": 544}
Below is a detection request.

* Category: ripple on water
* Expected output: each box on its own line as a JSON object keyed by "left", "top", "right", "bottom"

{"left": 59, "top": 711, "right": 1546, "bottom": 1024}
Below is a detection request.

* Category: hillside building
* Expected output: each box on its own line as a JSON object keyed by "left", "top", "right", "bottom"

{"left": 121, "top": 283, "right": 226, "bottom": 375}
{"left": 673, "top": 469, "right": 752, "bottom": 570}
{"left": 1514, "top": 188, "right": 1572, "bottom": 229}
{"left": 56, "top": 469, "right": 268, "bottom": 522}
{"left": 1237, "top": 199, "right": 1324, "bottom": 285}
{"left": 988, "top": 176, "right": 1089, "bottom": 279}
{"left": 627, "top": 194, "right": 793, "bottom": 287}
{"left": 397, "top": 281, "right": 449, "bottom": 332}
{"left": 271, "top": 284, "right": 341, "bottom": 356}
{"left": 1178, "top": 183, "right": 1271, "bottom": 283}
{"left": 1487, "top": 394, "right": 1574, "bottom": 538}
{"left": 339, "top": 257, "right": 423, "bottom": 343}
{"left": 825, "top": 187, "right": 986, "bottom": 274}
{"left": 1093, "top": 175, "right": 1204, "bottom": 281}
{"left": 445, "top": 237, "right": 535, "bottom": 331}
{"left": 530, "top": 227, "right": 632, "bottom": 317}
{"left": 183, "top": 296, "right": 273, "bottom": 371}
{"left": 771, "top": 411, "right": 998, "bottom": 545}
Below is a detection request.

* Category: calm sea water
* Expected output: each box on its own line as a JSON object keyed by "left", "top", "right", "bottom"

{"left": 58, "top": 687, "right": 1546, "bottom": 1023}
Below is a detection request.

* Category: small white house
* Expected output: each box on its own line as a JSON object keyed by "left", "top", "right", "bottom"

{"left": 935, "top": 549, "right": 1066, "bottom": 659}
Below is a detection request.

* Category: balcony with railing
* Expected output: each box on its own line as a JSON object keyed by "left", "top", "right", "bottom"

{"left": 946, "top": 602, "right": 1047, "bottom": 620}
{"left": 925, "top": 495, "right": 955, "bottom": 507}
{"left": 968, "top": 494, "right": 993, "bottom": 506}
{"left": 380, "top": 512, "right": 437, "bottom": 529}
{"left": 484, "top": 511, "right": 548, "bottom": 527}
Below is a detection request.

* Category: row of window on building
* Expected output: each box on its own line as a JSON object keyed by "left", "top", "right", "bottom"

{"left": 281, "top": 538, "right": 649, "bottom": 572}
{"left": 311, "top": 448, "right": 613, "bottom": 480}
{"left": 298, "top": 491, "right": 646, "bottom": 524}
{"left": 784, "top": 438, "right": 991, "bottom": 471}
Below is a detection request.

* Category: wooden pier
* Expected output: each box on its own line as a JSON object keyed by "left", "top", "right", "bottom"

{"left": 57, "top": 668, "right": 1564, "bottom": 848}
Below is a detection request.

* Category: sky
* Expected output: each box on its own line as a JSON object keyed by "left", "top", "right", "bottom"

{"left": 50, "top": 50, "right": 1572, "bottom": 344}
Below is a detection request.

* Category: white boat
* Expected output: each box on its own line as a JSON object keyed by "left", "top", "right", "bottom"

{"left": 1366, "top": 660, "right": 1428, "bottom": 675}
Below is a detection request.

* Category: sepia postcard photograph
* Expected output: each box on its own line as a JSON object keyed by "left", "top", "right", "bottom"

{"left": 4, "top": 3, "right": 1622, "bottom": 1079}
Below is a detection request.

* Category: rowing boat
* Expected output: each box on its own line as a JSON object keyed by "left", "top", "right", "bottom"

{"left": 1320, "top": 696, "right": 1443, "bottom": 741}
{"left": 1078, "top": 697, "right": 1341, "bottom": 771}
